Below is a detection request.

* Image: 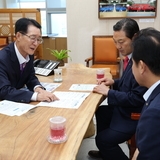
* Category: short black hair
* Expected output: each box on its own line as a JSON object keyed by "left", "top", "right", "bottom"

{"left": 132, "top": 27, "right": 160, "bottom": 75}
{"left": 15, "top": 18, "right": 41, "bottom": 34}
{"left": 113, "top": 18, "right": 139, "bottom": 39}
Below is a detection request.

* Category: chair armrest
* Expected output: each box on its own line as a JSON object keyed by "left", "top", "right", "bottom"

{"left": 0, "top": 44, "right": 7, "bottom": 50}
{"left": 131, "top": 113, "right": 140, "bottom": 120}
{"left": 117, "top": 57, "right": 121, "bottom": 62}
{"left": 85, "top": 57, "right": 93, "bottom": 67}
{"left": 0, "top": 44, "right": 7, "bottom": 47}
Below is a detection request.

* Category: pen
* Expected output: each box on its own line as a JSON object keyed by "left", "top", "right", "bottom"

{"left": 13, "top": 108, "right": 19, "bottom": 111}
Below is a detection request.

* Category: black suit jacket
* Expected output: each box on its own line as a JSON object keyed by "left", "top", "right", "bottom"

{"left": 0, "top": 43, "right": 41, "bottom": 103}
{"left": 136, "top": 83, "right": 160, "bottom": 159}
{"left": 108, "top": 59, "right": 147, "bottom": 134}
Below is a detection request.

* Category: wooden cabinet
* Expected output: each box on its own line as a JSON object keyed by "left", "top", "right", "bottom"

{"left": 42, "top": 37, "right": 67, "bottom": 62}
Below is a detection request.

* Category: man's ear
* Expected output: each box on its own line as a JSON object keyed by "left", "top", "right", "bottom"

{"left": 132, "top": 33, "right": 138, "bottom": 41}
{"left": 15, "top": 32, "right": 21, "bottom": 41}
{"left": 139, "top": 60, "right": 146, "bottom": 75}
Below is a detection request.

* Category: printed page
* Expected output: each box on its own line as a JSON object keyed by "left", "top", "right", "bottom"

{"left": 40, "top": 82, "right": 61, "bottom": 92}
{"left": 36, "top": 91, "right": 90, "bottom": 109}
{"left": 69, "top": 84, "right": 97, "bottom": 91}
{"left": 0, "top": 100, "right": 35, "bottom": 116}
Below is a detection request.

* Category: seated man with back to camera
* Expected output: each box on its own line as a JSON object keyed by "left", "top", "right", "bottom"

{"left": 0, "top": 17, "right": 58, "bottom": 103}
{"left": 88, "top": 18, "right": 148, "bottom": 160}
{"left": 132, "top": 28, "right": 160, "bottom": 160}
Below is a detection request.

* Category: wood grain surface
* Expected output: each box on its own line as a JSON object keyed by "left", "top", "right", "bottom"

{"left": 0, "top": 63, "right": 111, "bottom": 160}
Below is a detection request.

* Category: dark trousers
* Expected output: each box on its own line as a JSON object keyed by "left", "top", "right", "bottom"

{"left": 95, "top": 105, "right": 131, "bottom": 160}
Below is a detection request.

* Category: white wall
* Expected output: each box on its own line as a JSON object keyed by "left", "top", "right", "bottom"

{"left": 67, "top": 0, "right": 160, "bottom": 65}
{"left": 0, "top": 0, "right": 5, "bottom": 8}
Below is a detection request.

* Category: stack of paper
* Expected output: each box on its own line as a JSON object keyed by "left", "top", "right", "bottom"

{"left": 36, "top": 91, "right": 90, "bottom": 109}
{"left": 0, "top": 100, "right": 35, "bottom": 116}
{"left": 0, "top": 84, "right": 95, "bottom": 116}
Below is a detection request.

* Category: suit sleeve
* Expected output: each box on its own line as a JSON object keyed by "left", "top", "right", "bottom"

{"left": 0, "top": 48, "right": 40, "bottom": 103}
{"left": 136, "top": 107, "right": 160, "bottom": 159}
{"left": 0, "top": 60, "right": 34, "bottom": 103}
{"left": 108, "top": 73, "right": 147, "bottom": 108}
{"left": 25, "top": 59, "right": 42, "bottom": 91}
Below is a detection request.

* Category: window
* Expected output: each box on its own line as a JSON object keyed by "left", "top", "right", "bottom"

{"left": 19, "top": 2, "right": 46, "bottom": 8}
{"left": 50, "top": 13, "right": 67, "bottom": 35}
{"left": 18, "top": 0, "right": 67, "bottom": 36}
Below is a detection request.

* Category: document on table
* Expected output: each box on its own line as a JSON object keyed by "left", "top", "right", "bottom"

{"left": 69, "top": 84, "right": 97, "bottom": 91}
{"left": 36, "top": 91, "right": 90, "bottom": 109}
{"left": 40, "top": 82, "right": 61, "bottom": 92}
{"left": 0, "top": 100, "right": 36, "bottom": 116}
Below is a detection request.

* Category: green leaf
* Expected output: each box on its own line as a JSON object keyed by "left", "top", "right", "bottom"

{"left": 46, "top": 48, "right": 72, "bottom": 61}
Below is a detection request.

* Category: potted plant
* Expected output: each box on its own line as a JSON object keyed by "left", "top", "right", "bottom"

{"left": 47, "top": 48, "right": 72, "bottom": 66}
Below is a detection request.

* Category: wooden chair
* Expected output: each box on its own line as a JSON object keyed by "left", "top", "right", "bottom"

{"left": 0, "top": 44, "right": 7, "bottom": 50}
{"left": 0, "top": 37, "right": 8, "bottom": 45}
{"left": 0, "top": 37, "right": 8, "bottom": 50}
{"left": 128, "top": 113, "right": 141, "bottom": 159}
{"left": 85, "top": 35, "right": 120, "bottom": 79}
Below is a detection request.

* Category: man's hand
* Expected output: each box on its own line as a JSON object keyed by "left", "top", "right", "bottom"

{"left": 93, "top": 83, "right": 110, "bottom": 96}
{"left": 35, "top": 87, "right": 59, "bottom": 102}
{"left": 97, "top": 77, "right": 114, "bottom": 86}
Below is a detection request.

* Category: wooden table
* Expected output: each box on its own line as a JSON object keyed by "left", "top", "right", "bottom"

{"left": 0, "top": 63, "right": 111, "bottom": 160}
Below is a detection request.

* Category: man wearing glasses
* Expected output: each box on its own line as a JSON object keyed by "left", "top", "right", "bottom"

{"left": 0, "top": 18, "right": 58, "bottom": 103}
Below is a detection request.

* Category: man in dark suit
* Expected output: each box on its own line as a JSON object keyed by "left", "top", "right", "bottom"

{"left": 88, "top": 18, "right": 147, "bottom": 160}
{"left": 0, "top": 18, "right": 58, "bottom": 103}
{"left": 132, "top": 28, "right": 160, "bottom": 160}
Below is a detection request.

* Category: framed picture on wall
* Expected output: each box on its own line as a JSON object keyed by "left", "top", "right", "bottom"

{"left": 99, "top": 0, "right": 157, "bottom": 19}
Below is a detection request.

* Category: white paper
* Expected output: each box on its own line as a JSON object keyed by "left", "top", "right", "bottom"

{"left": 69, "top": 84, "right": 97, "bottom": 91}
{"left": 0, "top": 100, "right": 36, "bottom": 116}
{"left": 36, "top": 91, "right": 90, "bottom": 109}
{"left": 40, "top": 82, "right": 61, "bottom": 92}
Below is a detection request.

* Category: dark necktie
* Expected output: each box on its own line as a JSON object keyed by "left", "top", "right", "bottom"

{"left": 20, "top": 63, "right": 26, "bottom": 73}
{"left": 123, "top": 56, "right": 129, "bottom": 70}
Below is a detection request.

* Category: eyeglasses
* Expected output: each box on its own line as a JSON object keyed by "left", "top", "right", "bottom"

{"left": 19, "top": 32, "right": 43, "bottom": 44}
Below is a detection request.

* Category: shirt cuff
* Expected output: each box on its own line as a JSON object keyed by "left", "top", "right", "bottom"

{"left": 31, "top": 92, "right": 38, "bottom": 101}
{"left": 34, "top": 85, "right": 46, "bottom": 91}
